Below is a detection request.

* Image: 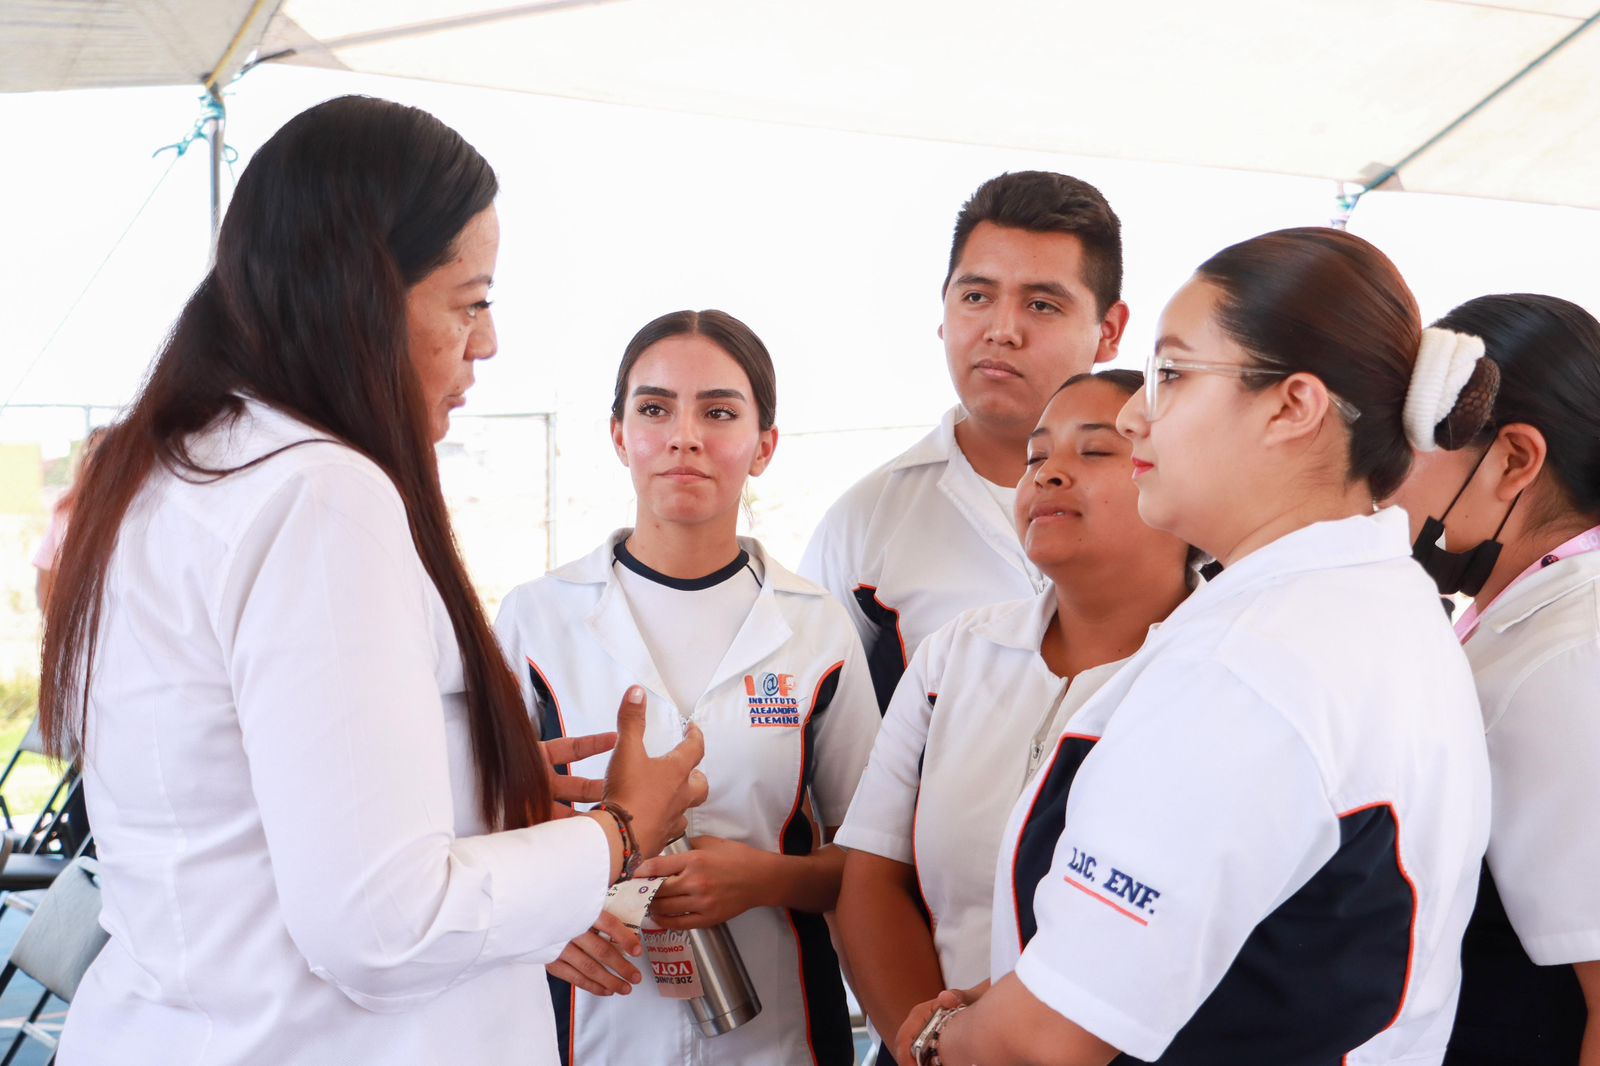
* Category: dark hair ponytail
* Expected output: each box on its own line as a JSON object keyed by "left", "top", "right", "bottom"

{"left": 1433, "top": 293, "right": 1600, "bottom": 521}
{"left": 41, "top": 96, "right": 551, "bottom": 831}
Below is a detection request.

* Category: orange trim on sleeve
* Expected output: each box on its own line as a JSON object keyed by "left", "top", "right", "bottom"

{"left": 853, "top": 583, "right": 908, "bottom": 667}
{"left": 525, "top": 656, "right": 570, "bottom": 739}
{"left": 1338, "top": 801, "right": 1419, "bottom": 1033}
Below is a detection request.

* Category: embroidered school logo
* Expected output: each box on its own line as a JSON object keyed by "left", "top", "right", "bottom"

{"left": 745, "top": 672, "right": 801, "bottom": 727}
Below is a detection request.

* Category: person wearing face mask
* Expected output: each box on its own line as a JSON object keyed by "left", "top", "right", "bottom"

{"left": 1388, "top": 294, "right": 1600, "bottom": 1066}
{"left": 494, "top": 310, "right": 880, "bottom": 1066}
{"left": 833, "top": 370, "right": 1194, "bottom": 1062}
{"left": 895, "top": 228, "right": 1490, "bottom": 1066}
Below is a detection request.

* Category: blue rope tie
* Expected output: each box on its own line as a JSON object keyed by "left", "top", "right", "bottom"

{"left": 153, "top": 93, "right": 239, "bottom": 165}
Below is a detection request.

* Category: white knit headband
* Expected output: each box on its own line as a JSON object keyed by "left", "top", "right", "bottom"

{"left": 1403, "top": 327, "right": 1486, "bottom": 452}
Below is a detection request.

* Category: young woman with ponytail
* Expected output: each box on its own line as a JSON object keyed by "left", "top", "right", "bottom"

{"left": 1391, "top": 294, "right": 1600, "bottom": 1066}
{"left": 897, "top": 228, "right": 1491, "bottom": 1066}
{"left": 42, "top": 96, "right": 705, "bottom": 1065}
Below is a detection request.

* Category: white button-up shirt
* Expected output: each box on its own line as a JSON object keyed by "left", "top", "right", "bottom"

{"left": 837, "top": 589, "right": 1126, "bottom": 990}
{"left": 60, "top": 399, "right": 610, "bottom": 1066}
{"left": 800, "top": 406, "right": 1047, "bottom": 709}
{"left": 1463, "top": 550, "right": 1600, "bottom": 965}
{"left": 990, "top": 510, "right": 1490, "bottom": 1065}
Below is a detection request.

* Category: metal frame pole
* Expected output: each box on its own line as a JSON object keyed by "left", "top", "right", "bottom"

{"left": 206, "top": 93, "right": 226, "bottom": 254}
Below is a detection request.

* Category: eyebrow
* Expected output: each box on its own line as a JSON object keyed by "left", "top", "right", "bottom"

{"left": 1029, "top": 420, "right": 1119, "bottom": 441}
{"left": 630, "top": 386, "right": 750, "bottom": 402}
{"left": 1154, "top": 335, "right": 1193, "bottom": 353}
{"left": 456, "top": 274, "right": 494, "bottom": 289}
{"left": 953, "top": 274, "right": 1075, "bottom": 301}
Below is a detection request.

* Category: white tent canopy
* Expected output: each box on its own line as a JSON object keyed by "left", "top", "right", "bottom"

{"left": 3, "top": 0, "right": 1598, "bottom": 209}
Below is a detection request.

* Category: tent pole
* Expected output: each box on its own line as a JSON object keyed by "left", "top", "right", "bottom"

{"left": 207, "top": 92, "right": 226, "bottom": 254}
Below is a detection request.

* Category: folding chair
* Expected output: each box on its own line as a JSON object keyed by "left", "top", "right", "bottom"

{"left": 0, "top": 857, "right": 108, "bottom": 1065}
{"left": 0, "top": 718, "right": 79, "bottom": 857}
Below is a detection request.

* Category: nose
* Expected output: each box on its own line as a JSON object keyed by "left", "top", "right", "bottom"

{"left": 1116, "top": 388, "right": 1148, "bottom": 440}
{"left": 467, "top": 308, "right": 498, "bottom": 362}
{"left": 668, "top": 410, "right": 703, "bottom": 453}
{"left": 984, "top": 299, "right": 1023, "bottom": 348}
{"left": 1034, "top": 457, "right": 1073, "bottom": 489}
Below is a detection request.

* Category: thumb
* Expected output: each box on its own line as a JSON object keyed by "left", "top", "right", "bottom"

{"left": 614, "top": 685, "right": 647, "bottom": 748}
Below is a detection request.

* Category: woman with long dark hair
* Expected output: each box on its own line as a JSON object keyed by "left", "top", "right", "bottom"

{"left": 1389, "top": 294, "right": 1600, "bottom": 1065}
{"left": 42, "top": 96, "right": 705, "bottom": 1065}
{"left": 897, "top": 228, "right": 1491, "bottom": 1065}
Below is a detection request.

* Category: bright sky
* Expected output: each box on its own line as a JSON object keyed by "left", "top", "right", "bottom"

{"left": 2, "top": 63, "right": 1598, "bottom": 560}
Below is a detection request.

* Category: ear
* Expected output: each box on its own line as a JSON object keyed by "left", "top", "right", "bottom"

{"left": 1262, "top": 372, "right": 1335, "bottom": 447}
{"left": 1490, "top": 422, "right": 1548, "bottom": 502}
{"left": 1093, "top": 301, "right": 1131, "bottom": 364}
{"left": 749, "top": 427, "right": 780, "bottom": 478}
{"left": 937, "top": 321, "right": 945, "bottom": 342}
{"left": 610, "top": 416, "right": 629, "bottom": 467}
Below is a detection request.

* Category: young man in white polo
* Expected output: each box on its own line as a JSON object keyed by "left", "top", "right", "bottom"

{"left": 801, "top": 171, "right": 1131, "bottom": 709}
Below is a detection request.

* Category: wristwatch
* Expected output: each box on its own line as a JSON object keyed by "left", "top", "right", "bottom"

{"left": 911, "top": 1005, "right": 964, "bottom": 1066}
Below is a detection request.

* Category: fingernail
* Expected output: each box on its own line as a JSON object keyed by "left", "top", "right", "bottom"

{"left": 631, "top": 972, "right": 642, "bottom": 983}
{"left": 626, "top": 685, "right": 644, "bottom": 704}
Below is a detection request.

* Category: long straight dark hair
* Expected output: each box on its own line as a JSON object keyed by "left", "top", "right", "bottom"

{"left": 40, "top": 96, "right": 551, "bottom": 831}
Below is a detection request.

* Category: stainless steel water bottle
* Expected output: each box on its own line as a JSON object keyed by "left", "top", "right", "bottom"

{"left": 655, "top": 837, "right": 762, "bottom": 1036}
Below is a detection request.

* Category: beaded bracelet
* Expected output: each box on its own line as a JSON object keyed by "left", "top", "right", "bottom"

{"left": 598, "top": 800, "right": 642, "bottom": 882}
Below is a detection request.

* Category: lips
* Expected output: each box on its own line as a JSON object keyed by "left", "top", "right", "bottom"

{"left": 974, "top": 358, "right": 1023, "bottom": 380}
{"left": 1131, "top": 458, "right": 1154, "bottom": 479}
{"left": 1027, "top": 499, "right": 1082, "bottom": 523}
{"left": 660, "top": 466, "right": 711, "bottom": 481}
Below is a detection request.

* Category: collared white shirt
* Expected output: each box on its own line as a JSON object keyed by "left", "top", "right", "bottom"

{"left": 1447, "top": 549, "right": 1600, "bottom": 1058}
{"left": 991, "top": 510, "right": 1490, "bottom": 1065}
{"left": 1464, "top": 550, "right": 1600, "bottom": 966}
{"left": 61, "top": 399, "right": 611, "bottom": 1066}
{"left": 494, "top": 532, "right": 880, "bottom": 1066}
{"left": 837, "top": 589, "right": 1127, "bottom": 990}
{"left": 800, "top": 406, "right": 1046, "bottom": 709}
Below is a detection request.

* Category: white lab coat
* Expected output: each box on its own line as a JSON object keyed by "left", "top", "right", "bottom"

{"left": 495, "top": 532, "right": 881, "bottom": 1066}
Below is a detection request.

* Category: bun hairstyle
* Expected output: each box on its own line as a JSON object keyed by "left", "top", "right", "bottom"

{"left": 1195, "top": 227, "right": 1495, "bottom": 500}
{"left": 1432, "top": 293, "right": 1600, "bottom": 522}
{"left": 1402, "top": 328, "right": 1501, "bottom": 452}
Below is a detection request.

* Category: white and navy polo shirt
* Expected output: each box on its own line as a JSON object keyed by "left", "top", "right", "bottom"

{"left": 800, "top": 406, "right": 1046, "bottom": 709}
{"left": 1448, "top": 550, "right": 1600, "bottom": 1061}
{"left": 837, "top": 589, "right": 1127, "bottom": 991}
{"left": 494, "top": 531, "right": 880, "bottom": 1066}
{"left": 990, "top": 509, "right": 1490, "bottom": 1065}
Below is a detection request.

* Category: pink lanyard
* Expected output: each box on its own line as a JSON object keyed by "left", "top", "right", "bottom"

{"left": 1455, "top": 524, "right": 1600, "bottom": 643}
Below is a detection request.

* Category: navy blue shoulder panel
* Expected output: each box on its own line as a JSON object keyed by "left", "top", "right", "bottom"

{"left": 1011, "top": 733, "right": 1101, "bottom": 950}
{"left": 1011, "top": 762, "right": 1420, "bottom": 1065}
{"left": 781, "top": 661, "right": 852, "bottom": 1065}
{"left": 852, "top": 585, "right": 907, "bottom": 713}
{"left": 1147, "top": 803, "right": 1416, "bottom": 1064}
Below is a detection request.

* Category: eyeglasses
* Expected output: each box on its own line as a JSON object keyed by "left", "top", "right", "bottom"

{"left": 1141, "top": 352, "right": 1361, "bottom": 424}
